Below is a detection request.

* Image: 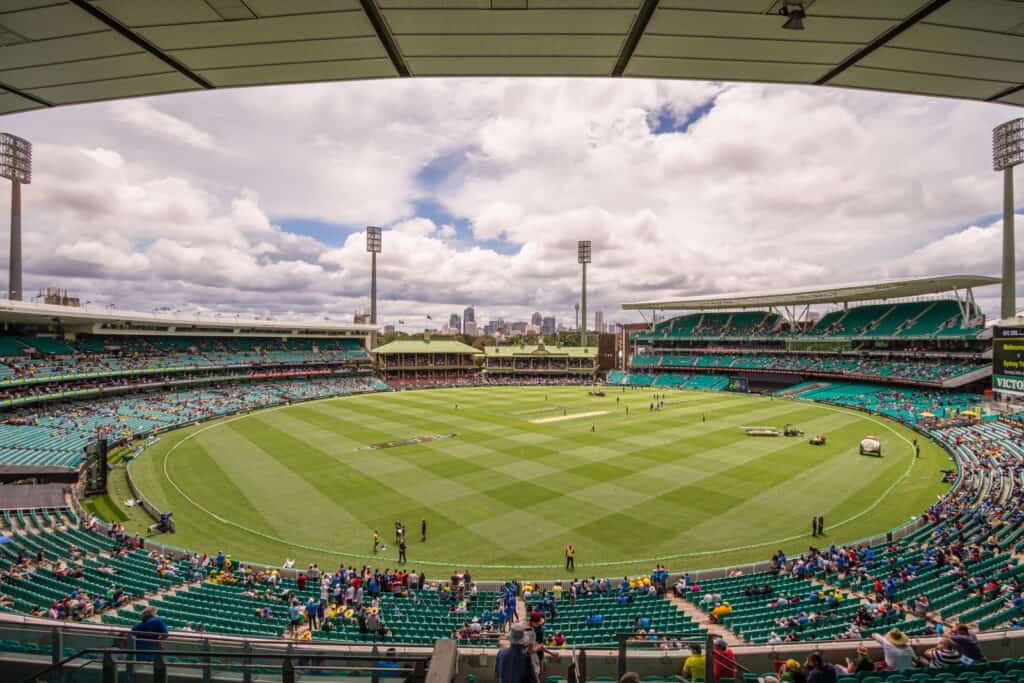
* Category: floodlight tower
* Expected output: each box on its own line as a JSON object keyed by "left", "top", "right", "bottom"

{"left": 578, "top": 240, "right": 591, "bottom": 348}
{"left": 0, "top": 133, "right": 31, "bottom": 301}
{"left": 994, "top": 119, "right": 1024, "bottom": 320}
{"left": 367, "top": 226, "right": 382, "bottom": 346}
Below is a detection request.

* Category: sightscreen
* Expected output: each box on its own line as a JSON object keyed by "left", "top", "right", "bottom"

{"left": 82, "top": 438, "right": 108, "bottom": 497}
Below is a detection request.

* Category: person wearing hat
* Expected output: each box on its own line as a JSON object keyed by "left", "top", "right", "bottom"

{"left": 496, "top": 624, "right": 538, "bottom": 683}
{"left": 131, "top": 605, "right": 168, "bottom": 661}
{"left": 712, "top": 638, "right": 736, "bottom": 682}
{"left": 871, "top": 628, "right": 915, "bottom": 670}
{"left": 779, "top": 659, "right": 806, "bottom": 683}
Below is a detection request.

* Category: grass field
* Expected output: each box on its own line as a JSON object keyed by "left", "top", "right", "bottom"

{"left": 121, "top": 386, "right": 950, "bottom": 579}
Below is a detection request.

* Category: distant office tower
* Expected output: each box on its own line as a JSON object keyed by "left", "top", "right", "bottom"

{"left": 531, "top": 311, "right": 542, "bottom": 326}
{"left": 449, "top": 313, "right": 461, "bottom": 332}
{"left": 463, "top": 306, "right": 475, "bottom": 333}
{"left": 541, "top": 316, "right": 556, "bottom": 335}
{"left": 464, "top": 321, "right": 477, "bottom": 335}
{"left": 595, "top": 310, "right": 604, "bottom": 334}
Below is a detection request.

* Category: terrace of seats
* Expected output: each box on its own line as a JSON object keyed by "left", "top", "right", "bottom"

{"left": 530, "top": 588, "right": 705, "bottom": 648}
{"left": 628, "top": 353, "right": 986, "bottom": 385}
{"left": 0, "top": 335, "right": 370, "bottom": 389}
{"left": 0, "top": 513, "right": 187, "bottom": 620}
{"left": 784, "top": 383, "right": 983, "bottom": 425}
{"left": 0, "top": 375, "right": 388, "bottom": 467}
{"left": 686, "top": 571, "right": 861, "bottom": 644}
{"left": 634, "top": 301, "right": 983, "bottom": 341}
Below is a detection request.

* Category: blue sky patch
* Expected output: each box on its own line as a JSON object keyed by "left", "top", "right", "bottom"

{"left": 651, "top": 96, "right": 717, "bottom": 135}
{"left": 275, "top": 217, "right": 359, "bottom": 247}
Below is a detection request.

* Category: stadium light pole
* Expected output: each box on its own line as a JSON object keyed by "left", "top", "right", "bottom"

{"left": 0, "top": 133, "right": 31, "bottom": 301}
{"left": 994, "top": 118, "right": 1024, "bottom": 320}
{"left": 578, "top": 240, "right": 591, "bottom": 348}
{"left": 367, "top": 226, "right": 382, "bottom": 347}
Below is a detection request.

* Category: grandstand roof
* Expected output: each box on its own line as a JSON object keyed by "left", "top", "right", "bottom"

{"left": 372, "top": 339, "right": 480, "bottom": 355}
{"left": 0, "top": 300, "right": 375, "bottom": 336}
{"left": 483, "top": 344, "right": 596, "bottom": 358}
{"left": 621, "top": 274, "right": 1000, "bottom": 310}
{"left": 1, "top": 1, "right": 1022, "bottom": 115}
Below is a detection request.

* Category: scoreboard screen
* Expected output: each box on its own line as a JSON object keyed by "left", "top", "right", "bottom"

{"left": 993, "top": 326, "right": 1024, "bottom": 395}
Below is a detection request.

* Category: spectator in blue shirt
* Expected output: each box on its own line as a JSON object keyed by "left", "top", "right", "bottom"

{"left": 131, "top": 606, "right": 168, "bottom": 661}
{"left": 495, "top": 624, "right": 537, "bottom": 683}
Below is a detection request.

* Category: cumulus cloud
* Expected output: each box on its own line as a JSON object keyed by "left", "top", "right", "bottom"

{"left": 0, "top": 78, "right": 1017, "bottom": 326}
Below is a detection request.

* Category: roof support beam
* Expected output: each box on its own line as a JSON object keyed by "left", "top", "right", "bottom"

{"left": 988, "top": 83, "right": 1024, "bottom": 103}
{"left": 612, "top": 0, "right": 659, "bottom": 77}
{"left": 359, "top": 0, "right": 410, "bottom": 77}
{"left": 66, "top": 0, "right": 214, "bottom": 90}
{"left": 0, "top": 82, "right": 51, "bottom": 108}
{"left": 815, "top": 0, "right": 951, "bottom": 86}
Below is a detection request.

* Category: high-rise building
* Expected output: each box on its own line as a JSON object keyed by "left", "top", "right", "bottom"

{"left": 510, "top": 321, "right": 527, "bottom": 334}
{"left": 463, "top": 306, "right": 475, "bottom": 332}
{"left": 464, "top": 320, "right": 477, "bottom": 336}
{"left": 541, "top": 316, "right": 556, "bottom": 335}
{"left": 383, "top": 324, "right": 396, "bottom": 335}
{"left": 594, "top": 310, "right": 604, "bottom": 334}
{"left": 449, "top": 313, "right": 461, "bottom": 332}
{"left": 531, "top": 311, "right": 542, "bottom": 326}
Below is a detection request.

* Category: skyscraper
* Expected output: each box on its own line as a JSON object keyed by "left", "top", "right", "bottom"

{"left": 541, "top": 317, "right": 556, "bottom": 335}
{"left": 449, "top": 313, "right": 461, "bottom": 332}
{"left": 531, "top": 311, "right": 542, "bottom": 327}
{"left": 463, "top": 305, "right": 475, "bottom": 333}
{"left": 595, "top": 310, "right": 604, "bottom": 334}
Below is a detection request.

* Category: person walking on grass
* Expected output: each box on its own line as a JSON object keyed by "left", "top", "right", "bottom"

{"left": 399, "top": 539, "right": 407, "bottom": 564}
{"left": 421, "top": 518, "right": 427, "bottom": 542}
{"left": 565, "top": 544, "right": 575, "bottom": 571}
{"left": 373, "top": 530, "right": 380, "bottom": 554}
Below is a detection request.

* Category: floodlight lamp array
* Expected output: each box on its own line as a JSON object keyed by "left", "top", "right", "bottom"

{"left": 993, "top": 118, "right": 1024, "bottom": 171}
{"left": 577, "top": 240, "right": 592, "bottom": 264}
{"left": 366, "top": 226, "right": 382, "bottom": 253}
{"left": 0, "top": 133, "right": 31, "bottom": 184}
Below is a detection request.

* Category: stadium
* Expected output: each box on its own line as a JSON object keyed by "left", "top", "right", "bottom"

{"left": 0, "top": 1, "right": 1024, "bottom": 682}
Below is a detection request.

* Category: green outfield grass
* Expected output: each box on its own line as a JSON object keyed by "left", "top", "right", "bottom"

{"left": 121, "top": 386, "right": 950, "bottom": 579}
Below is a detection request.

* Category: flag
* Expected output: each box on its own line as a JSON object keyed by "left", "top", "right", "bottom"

{"left": 426, "top": 315, "right": 432, "bottom": 320}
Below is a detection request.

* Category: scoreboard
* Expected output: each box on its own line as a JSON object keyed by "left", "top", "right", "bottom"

{"left": 993, "top": 326, "right": 1024, "bottom": 395}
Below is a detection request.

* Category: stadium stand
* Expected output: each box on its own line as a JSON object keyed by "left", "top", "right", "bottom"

{"left": 628, "top": 353, "right": 986, "bottom": 385}
{"left": 0, "top": 376, "right": 387, "bottom": 468}
{"left": 635, "top": 300, "right": 985, "bottom": 341}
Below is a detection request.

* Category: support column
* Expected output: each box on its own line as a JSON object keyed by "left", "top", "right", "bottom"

{"left": 9, "top": 179, "right": 21, "bottom": 301}
{"left": 581, "top": 262, "right": 588, "bottom": 349}
{"left": 1003, "top": 166, "right": 1016, "bottom": 320}
{"left": 370, "top": 251, "right": 378, "bottom": 347}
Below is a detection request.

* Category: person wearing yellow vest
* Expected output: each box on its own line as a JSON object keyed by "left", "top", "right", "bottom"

{"left": 565, "top": 544, "right": 575, "bottom": 570}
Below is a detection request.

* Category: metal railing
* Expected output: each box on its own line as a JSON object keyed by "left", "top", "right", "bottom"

{"left": 16, "top": 644, "right": 432, "bottom": 683}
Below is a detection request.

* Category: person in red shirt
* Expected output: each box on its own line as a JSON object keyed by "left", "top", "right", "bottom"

{"left": 297, "top": 574, "right": 306, "bottom": 591}
{"left": 712, "top": 638, "right": 736, "bottom": 682}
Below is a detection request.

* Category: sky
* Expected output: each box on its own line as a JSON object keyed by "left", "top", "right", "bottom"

{"left": 0, "top": 78, "right": 1020, "bottom": 331}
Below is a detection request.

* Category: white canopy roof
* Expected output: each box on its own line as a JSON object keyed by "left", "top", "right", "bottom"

{"left": 621, "top": 274, "right": 1001, "bottom": 310}
{"left": 0, "top": 299, "right": 375, "bottom": 335}
{"left": 0, "top": 0, "right": 1021, "bottom": 115}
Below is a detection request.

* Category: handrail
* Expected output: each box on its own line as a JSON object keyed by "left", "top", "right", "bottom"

{"left": 15, "top": 646, "right": 432, "bottom": 683}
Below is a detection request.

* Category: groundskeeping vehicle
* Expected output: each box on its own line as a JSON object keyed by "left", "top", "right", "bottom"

{"left": 859, "top": 435, "right": 882, "bottom": 457}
